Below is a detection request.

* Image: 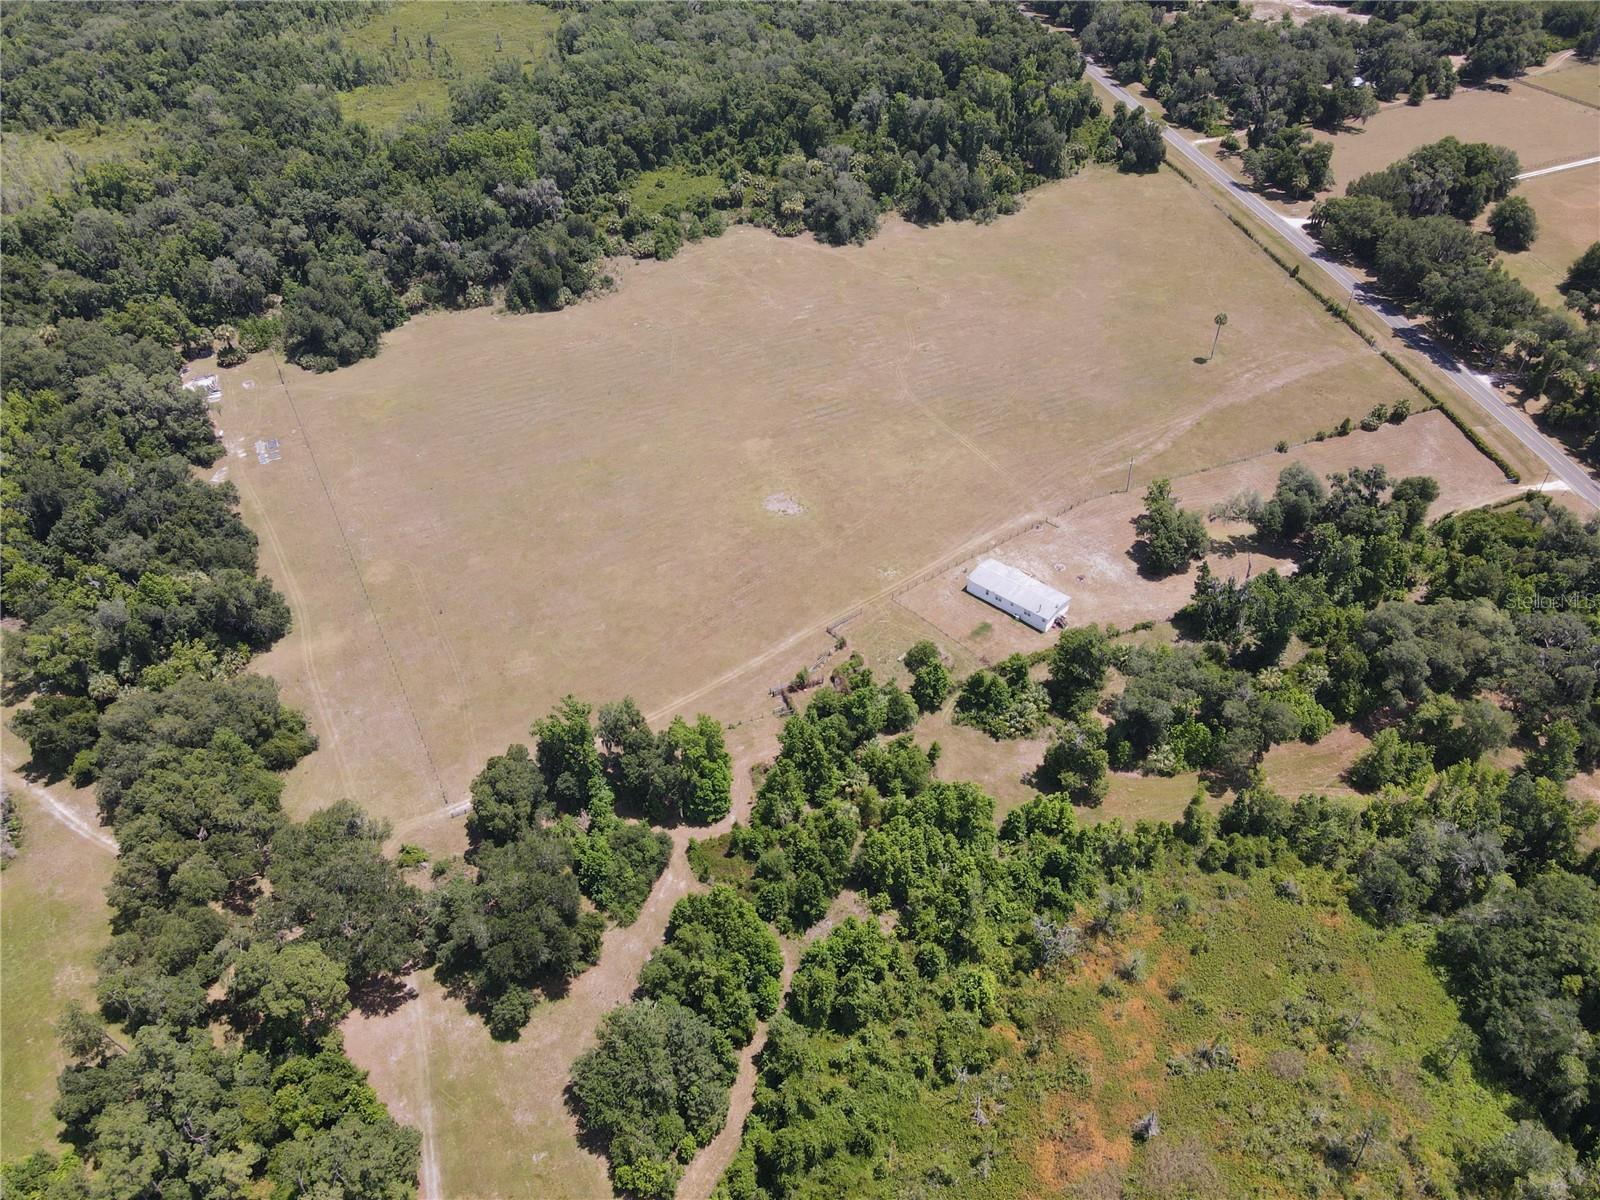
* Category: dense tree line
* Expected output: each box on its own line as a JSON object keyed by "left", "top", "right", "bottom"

{"left": 0, "top": 156, "right": 425, "bottom": 1189}
{"left": 2, "top": 352, "right": 292, "bottom": 775}
{"left": 1050, "top": 1, "right": 1578, "bottom": 139}
{"left": 1310, "top": 140, "right": 1600, "bottom": 448}
{"left": 2, "top": 2, "right": 1117, "bottom": 374}
{"left": 446, "top": 694, "right": 738, "bottom": 1038}
{"left": 1045, "top": 1, "right": 1594, "bottom": 207}
{"left": 1160, "top": 465, "right": 1600, "bottom": 1156}
{"left": 712, "top": 466, "right": 1600, "bottom": 1197}
{"left": 713, "top": 657, "right": 1172, "bottom": 1200}
{"left": 9, "top": 675, "right": 424, "bottom": 1198}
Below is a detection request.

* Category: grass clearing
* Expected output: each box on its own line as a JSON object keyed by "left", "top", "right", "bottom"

{"left": 1523, "top": 59, "right": 1600, "bottom": 109}
{"left": 0, "top": 773, "right": 113, "bottom": 1159}
{"left": 223, "top": 164, "right": 1429, "bottom": 835}
{"left": 1494, "top": 162, "right": 1600, "bottom": 309}
{"left": 626, "top": 167, "right": 725, "bottom": 217}
{"left": 0, "top": 121, "right": 157, "bottom": 213}
{"left": 1019, "top": 871, "right": 1516, "bottom": 1198}
{"left": 337, "top": 1, "right": 559, "bottom": 128}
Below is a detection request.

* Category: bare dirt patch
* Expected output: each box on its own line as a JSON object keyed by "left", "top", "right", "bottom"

{"left": 762, "top": 492, "right": 805, "bottom": 517}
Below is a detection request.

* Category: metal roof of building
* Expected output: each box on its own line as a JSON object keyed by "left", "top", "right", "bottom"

{"left": 966, "top": 558, "right": 1070, "bottom": 621}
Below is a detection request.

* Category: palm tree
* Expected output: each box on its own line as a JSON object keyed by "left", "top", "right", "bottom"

{"left": 1209, "top": 312, "right": 1228, "bottom": 361}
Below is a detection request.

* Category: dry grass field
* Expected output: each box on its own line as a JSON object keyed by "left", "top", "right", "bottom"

{"left": 210, "top": 159, "right": 1495, "bottom": 1198}
{"left": 1496, "top": 162, "right": 1600, "bottom": 308}
{"left": 1196, "top": 79, "right": 1599, "bottom": 220}
{"left": 219, "top": 164, "right": 1418, "bottom": 838}
{"left": 1523, "top": 58, "right": 1600, "bottom": 109}
{"left": 1313, "top": 80, "right": 1599, "bottom": 185}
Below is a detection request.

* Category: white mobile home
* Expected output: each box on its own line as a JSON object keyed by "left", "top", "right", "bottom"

{"left": 183, "top": 374, "right": 222, "bottom": 403}
{"left": 964, "top": 558, "right": 1070, "bottom": 633}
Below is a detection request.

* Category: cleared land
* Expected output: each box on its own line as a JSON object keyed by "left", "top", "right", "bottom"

{"left": 337, "top": 1, "right": 558, "bottom": 128}
{"left": 1313, "top": 81, "right": 1599, "bottom": 186}
{"left": 1523, "top": 59, "right": 1600, "bottom": 109}
{"left": 0, "top": 769, "right": 113, "bottom": 1160}
{"left": 1496, "top": 162, "right": 1600, "bottom": 309}
{"left": 221, "top": 163, "right": 1421, "bottom": 835}
{"left": 224, "top": 161, "right": 1517, "bottom": 1200}
{"left": 887, "top": 411, "right": 1519, "bottom": 669}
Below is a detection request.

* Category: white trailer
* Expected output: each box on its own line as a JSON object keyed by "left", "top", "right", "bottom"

{"left": 964, "top": 558, "right": 1071, "bottom": 633}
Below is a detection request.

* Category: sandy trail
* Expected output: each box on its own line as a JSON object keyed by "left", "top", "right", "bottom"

{"left": 0, "top": 755, "right": 116, "bottom": 855}
{"left": 676, "top": 889, "right": 877, "bottom": 1200}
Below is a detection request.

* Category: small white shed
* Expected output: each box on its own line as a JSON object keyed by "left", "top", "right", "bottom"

{"left": 964, "top": 558, "right": 1071, "bottom": 633}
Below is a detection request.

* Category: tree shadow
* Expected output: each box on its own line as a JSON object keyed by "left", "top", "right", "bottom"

{"left": 1193, "top": 355, "right": 1210, "bottom": 364}
{"left": 1124, "top": 538, "right": 1195, "bottom": 583}
{"left": 351, "top": 974, "right": 416, "bottom": 1017}
{"left": 11, "top": 754, "right": 70, "bottom": 787}
{"left": 564, "top": 1080, "right": 611, "bottom": 1158}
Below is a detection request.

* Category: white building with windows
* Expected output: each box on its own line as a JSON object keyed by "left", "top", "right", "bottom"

{"left": 964, "top": 558, "right": 1070, "bottom": 633}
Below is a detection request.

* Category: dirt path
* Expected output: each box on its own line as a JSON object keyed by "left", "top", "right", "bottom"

{"left": 676, "top": 890, "right": 876, "bottom": 1200}
{"left": 646, "top": 504, "right": 1046, "bottom": 728}
{"left": 407, "top": 984, "right": 446, "bottom": 1200}
{"left": 0, "top": 756, "right": 116, "bottom": 855}
{"left": 347, "top": 733, "right": 776, "bottom": 1198}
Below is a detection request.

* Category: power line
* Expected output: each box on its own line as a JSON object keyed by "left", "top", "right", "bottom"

{"left": 267, "top": 352, "right": 451, "bottom": 807}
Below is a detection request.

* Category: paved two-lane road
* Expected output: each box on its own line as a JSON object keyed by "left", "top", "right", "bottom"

{"left": 1081, "top": 59, "right": 1600, "bottom": 510}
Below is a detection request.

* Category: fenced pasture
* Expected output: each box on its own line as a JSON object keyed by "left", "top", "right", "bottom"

{"left": 221, "top": 165, "right": 1415, "bottom": 833}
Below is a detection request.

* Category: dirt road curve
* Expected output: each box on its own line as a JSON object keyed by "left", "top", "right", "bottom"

{"left": 1073, "top": 54, "right": 1600, "bottom": 512}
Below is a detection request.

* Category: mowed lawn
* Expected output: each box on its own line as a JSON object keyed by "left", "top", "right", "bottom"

{"left": 1496, "top": 163, "right": 1600, "bottom": 309}
{"left": 220, "top": 163, "right": 1408, "bottom": 833}
{"left": 0, "top": 780, "right": 113, "bottom": 1159}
